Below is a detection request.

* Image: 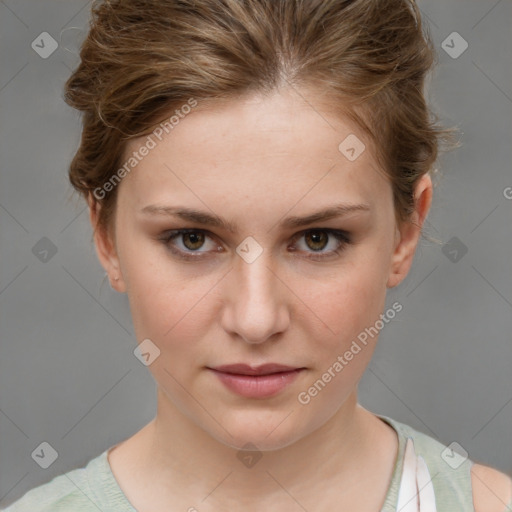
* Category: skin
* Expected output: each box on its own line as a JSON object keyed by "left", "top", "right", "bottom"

{"left": 88, "top": 86, "right": 511, "bottom": 511}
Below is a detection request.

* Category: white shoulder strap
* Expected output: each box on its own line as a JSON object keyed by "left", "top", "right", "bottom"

{"left": 396, "top": 437, "right": 437, "bottom": 512}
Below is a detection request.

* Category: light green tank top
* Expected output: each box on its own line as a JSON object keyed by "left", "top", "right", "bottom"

{"left": 2, "top": 414, "right": 511, "bottom": 511}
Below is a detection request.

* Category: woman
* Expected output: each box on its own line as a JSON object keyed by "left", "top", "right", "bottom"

{"left": 3, "top": 0, "right": 511, "bottom": 510}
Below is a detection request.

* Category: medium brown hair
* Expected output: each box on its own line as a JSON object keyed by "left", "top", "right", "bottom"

{"left": 64, "top": 0, "right": 458, "bottom": 238}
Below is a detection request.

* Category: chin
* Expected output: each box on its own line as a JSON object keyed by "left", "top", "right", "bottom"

{"left": 206, "top": 412, "right": 307, "bottom": 452}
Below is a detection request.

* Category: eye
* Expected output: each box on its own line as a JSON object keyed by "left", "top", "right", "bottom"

{"left": 159, "top": 229, "right": 221, "bottom": 261}
{"left": 159, "top": 228, "right": 351, "bottom": 262}
{"left": 290, "top": 229, "right": 351, "bottom": 260}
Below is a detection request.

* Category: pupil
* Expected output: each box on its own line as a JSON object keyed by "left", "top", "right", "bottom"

{"left": 307, "top": 231, "right": 327, "bottom": 251}
{"left": 184, "top": 232, "right": 204, "bottom": 250}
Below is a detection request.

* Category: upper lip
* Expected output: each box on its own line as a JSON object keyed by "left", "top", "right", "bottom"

{"left": 209, "top": 363, "right": 304, "bottom": 376}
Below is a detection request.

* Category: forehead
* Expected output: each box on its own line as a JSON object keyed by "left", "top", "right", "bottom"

{"left": 119, "top": 88, "right": 390, "bottom": 214}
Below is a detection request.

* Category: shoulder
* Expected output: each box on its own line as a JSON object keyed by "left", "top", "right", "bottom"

{"left": 378, "top": 415, "right": 512, "bottom": 512}
{"left": 471, "top": 463, "right": 512, "bottom": 512}
{"left": 1, "top": 453, "right": 106, "bottom": 512}
{"left": 1, "top": 475, "right": 85, "bottom": 511}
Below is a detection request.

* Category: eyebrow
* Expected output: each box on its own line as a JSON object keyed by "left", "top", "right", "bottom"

{"left": 139, "top": 203, "right": 371, "bottom": 233}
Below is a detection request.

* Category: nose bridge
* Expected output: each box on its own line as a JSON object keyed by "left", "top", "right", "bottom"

{"left": 223, "top": 246, "right": 289, "bottom": 344}
{"left": 238, "top": 250, "right": 275, "bottom": 306}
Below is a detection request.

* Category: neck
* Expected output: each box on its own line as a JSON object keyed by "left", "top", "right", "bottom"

{"left": 123, "top": 389, "right": 393, "bottom": 510}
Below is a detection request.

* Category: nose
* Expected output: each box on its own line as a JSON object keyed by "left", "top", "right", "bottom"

{"left": 220, "top": 250, "right": 290, "bottom": 344}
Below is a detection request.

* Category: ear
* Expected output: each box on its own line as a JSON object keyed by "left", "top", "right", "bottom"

{"left": 88, "top": 195, "right": 127, "bottom": 293}
{"left": 386, "top": 173, "right": 433, "bottom": 289}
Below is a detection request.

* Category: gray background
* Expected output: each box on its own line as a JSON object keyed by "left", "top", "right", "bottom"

{"left": 0, "top": 0, "right": 511, "bottom": 507}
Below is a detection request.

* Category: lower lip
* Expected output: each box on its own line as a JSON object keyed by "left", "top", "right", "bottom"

{"left": 208, "top": 368, "right": 304, "bottom": 398}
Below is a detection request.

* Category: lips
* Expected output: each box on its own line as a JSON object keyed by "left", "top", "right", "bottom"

{"left": 209, "top": 363, "right": 303, "bottom": 376}
{"left": 207, "top": 364, "right": 305, "bottom": 398}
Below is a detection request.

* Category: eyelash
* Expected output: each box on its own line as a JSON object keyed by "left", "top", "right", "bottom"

{"left": 158, "top": 228, "right": 351, "bottom": 262}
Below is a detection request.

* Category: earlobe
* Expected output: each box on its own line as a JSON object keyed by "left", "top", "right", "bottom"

{"left": 107, "top": 272, "right": 121, "bottom": 290}
{"left": 88, "top": 196, "right": 127, "bottom": 293}
{"left": 386, "top": 174, "right": 433, "bottom": 289}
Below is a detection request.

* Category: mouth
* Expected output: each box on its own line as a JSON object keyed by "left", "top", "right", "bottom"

{"left": 206, "top": 364, "right": 306, "bottom": 398}
{"left": 208, "top": 363, "right": 305, "bottom": 376}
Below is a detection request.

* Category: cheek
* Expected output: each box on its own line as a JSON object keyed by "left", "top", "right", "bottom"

{"left": 295, "top": 256, "right": 390, "bottom": 405}
{"left": 301, "top": 252, "right": 390, "bottom": 348}
{"left": 122, "top": 245, "right": 220, "bottom": 347}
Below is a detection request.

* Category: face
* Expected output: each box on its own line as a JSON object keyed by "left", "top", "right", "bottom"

{"left": 92, "top": 87, "right": 429, "bottom": 451}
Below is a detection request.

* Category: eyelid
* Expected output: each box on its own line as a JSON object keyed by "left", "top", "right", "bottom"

{"left": 159, "top": 228, "right": 221, "bottom": 256}
{"left": 289, "top": 228, "right": 351, "bottom": 259}
{"left": 290, "top": 227, "right": 350, "bottom": 244}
